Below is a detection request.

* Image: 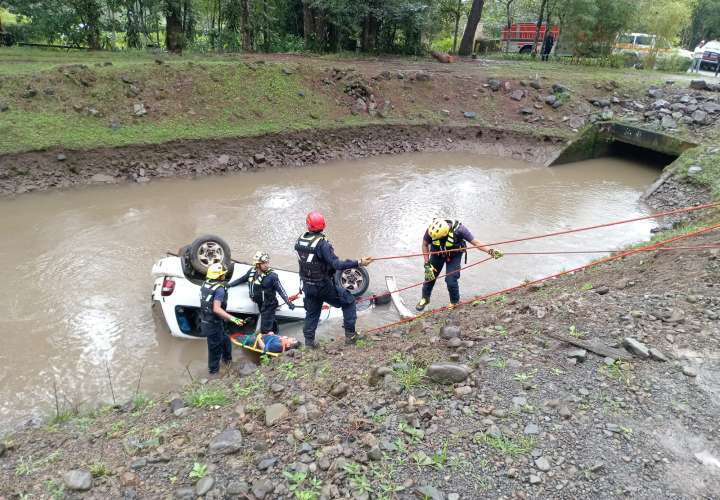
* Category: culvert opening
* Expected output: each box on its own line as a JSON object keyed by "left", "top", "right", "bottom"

{"left": 607, "top": 141, "right": 678, "bottom": 169}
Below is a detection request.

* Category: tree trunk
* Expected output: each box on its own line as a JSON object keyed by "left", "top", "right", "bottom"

{"left": 362, "top": 13, "right": 378, "bottom": 52}
{"left": 458, "top": 0, "right": 484, "bottom": 56}
{"left": 303, "top": 0, "right": 314, "bottom": 47}
{"left": 76, "top": 0, "right": 102, "bottom": 49}
{"left": 241, "top": 0, "right": 252, "bottom": 50}
{"left": 531, "top": 0, "right": 547, "bottom": 56}
{"left": 452, "top": 0, "right": 462, "bottom": 54}
{"left": 165, "top": 0, "right": 184, "bottom": 53}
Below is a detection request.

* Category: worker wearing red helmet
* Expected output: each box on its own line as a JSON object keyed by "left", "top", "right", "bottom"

{"left": 295, "top": 211, "right": 373, "bottom": 347}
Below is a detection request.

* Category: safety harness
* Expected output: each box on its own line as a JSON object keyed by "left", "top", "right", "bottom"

{"left": 431, "top": 220, "right": 467, "bottom": 261}
{"left": 295, "top": 232, "right": 330, "bottom": 284}
{"left": 200, "top": 280, "right": 226, "bottom": 325}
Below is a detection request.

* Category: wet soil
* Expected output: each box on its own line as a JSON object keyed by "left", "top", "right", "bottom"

{"left": 0, "top": 124, "right": 565, "bottom": 196}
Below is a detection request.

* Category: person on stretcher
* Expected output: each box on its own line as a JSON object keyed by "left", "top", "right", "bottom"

{"left": 256, "top": 333, "right": 301, "bottom": 353}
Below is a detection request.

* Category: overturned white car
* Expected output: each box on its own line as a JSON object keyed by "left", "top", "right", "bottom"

{"left": 151, "top": 235, "right": 371, "bottom": 339}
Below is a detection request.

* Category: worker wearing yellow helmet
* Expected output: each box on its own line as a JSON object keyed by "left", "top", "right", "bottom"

{"left": 200, "top": 262, "right": 245, "bottom": 375}
{"left": 416, "top": 218, "right": 503, "bottom": 311}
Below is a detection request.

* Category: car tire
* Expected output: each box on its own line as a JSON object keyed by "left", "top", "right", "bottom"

{"left": 178, "top": 244, "right": 195, "bottom": 277}
{"left": 372, "top": 293, "right": 392, "bottom": 306}
{"left": 519, "top": 45, "right": 532, "bottom": 54}
{"left": 189, "top": 235, "right": 232, "bottom": 276}
{"left": 335, "top": 267, "right": 370, "bottom": 297}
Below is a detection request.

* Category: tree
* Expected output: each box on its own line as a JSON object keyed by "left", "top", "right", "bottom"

{"left": 636, "top": 0, "right": 691, "bottom": 65}
{"left": 165, "top": 0, "right": 183, "bottom": 52}
{"left": 6, "top": 0, "right": 106, "bottom": 47}
{"left": 689, "top": 0, "right": 720, "bottom": 47}
{"left": 458, "top": 0, "right": 484, "bottom": 55}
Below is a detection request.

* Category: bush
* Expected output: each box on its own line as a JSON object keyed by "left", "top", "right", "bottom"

{"left": 3, "top": 23, "right": 36, "bottom": 44}
{"left": 431, "top": 36, "right": 455, "bottom": 53}
{"left": 655, "top": 53, "right": 693, "bottom": 73}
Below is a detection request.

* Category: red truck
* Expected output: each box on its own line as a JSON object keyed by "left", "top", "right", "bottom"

{"left": 501, "top": 22, "right": 559, "bottom": 54}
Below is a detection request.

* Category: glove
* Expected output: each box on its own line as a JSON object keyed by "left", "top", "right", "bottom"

{"left": 230, "top": 317, "right": 245, "bottom": 327}
{"left": 287, "top": 302, "right": 296, "bottom": 311}
{"left": 424, "top": 262, "right": 436, "bottom": 281}
{"left": 359, "top": 256, "right": 373, "bottom": 267}
{"left": 488, "top": 248, "right": 503, "bottom": 259}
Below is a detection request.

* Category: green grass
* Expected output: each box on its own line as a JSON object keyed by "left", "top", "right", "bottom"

{"left": 185, "top": 386, "right": 231, "bottom": 408}
{"left": 674, "top": 146, "right": 720, "bottom": 200}
{"left": 476, "top": 433, "right": 536, "bottom": 457}
{"left": 189, "top": 462, "right": 208, "bottom": 480}
{"left": 391, "top": 354, "right": 426, "bottom": 390}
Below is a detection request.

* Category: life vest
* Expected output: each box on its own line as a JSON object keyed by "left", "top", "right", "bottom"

{"left": 247, "top": 268, "right": 269, "bottom": 302}
{"left": 295, "top": 232, "right": 330, "bottom": 284}
{"left": 200, "top": 280, "right": 227, "bottom": 325}
{"left": 431, "top": 219, "right": 465, "bottom": 252}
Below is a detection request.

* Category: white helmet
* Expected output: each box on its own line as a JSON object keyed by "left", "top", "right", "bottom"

{"left": 253, "top": 251, "right": 270, "bottom": 265}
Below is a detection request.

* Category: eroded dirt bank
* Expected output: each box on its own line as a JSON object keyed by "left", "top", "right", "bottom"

{"left": 0, "top": 124, "right": 565, "bottom": 196}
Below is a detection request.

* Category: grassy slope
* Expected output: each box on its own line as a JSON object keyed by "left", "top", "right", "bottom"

{"left": 0, "top": 47, "right": 706, "bottom": 155}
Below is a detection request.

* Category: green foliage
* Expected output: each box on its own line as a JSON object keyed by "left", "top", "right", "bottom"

{"left": 185, "top": 386, "right": 231, "bottom": 408}
{"left": 189, "top": 462, "right": 208, "bottom": 480}
{"left": 233, "top": 372, "right": 267, "bottom": 398}
{"left": 654, "top": 53, "right": 692, "bottom": 73}
{"left": 90, "top": 462, "right": 111, "bottom": 477}
{"left": 477, "top": 433, "right": 536, "bottom": 456}
{"left": 391, "top": 354, "right": 426, "bottom": 390}
{"left": 284, "top": 470, "right": 323, "bottom": 500}
{"left": 44, "top": 479, "right": 65, "bottom": 500}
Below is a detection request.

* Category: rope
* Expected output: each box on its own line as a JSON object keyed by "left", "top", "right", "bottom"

{"left": 363, "top": 223, "right": 720, "bottom": 334}
{"left": 356, "top": 255, "right": 494, "bottom": 303}
{"left": 369, "top": 202, "right": 720, "bottom": 262}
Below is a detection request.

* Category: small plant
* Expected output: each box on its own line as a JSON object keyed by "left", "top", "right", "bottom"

{"left": 478, "top": 434, "right": 535, "bottom": 457}
{"left": 15, "top": 456, "right": 35, "bottom": 477}
{"left": 343, "top": 463, "right": 372, "bottom": 495}
{"left": 45, "top": 479, "right": 65, "bottom": 500}
{"left": 580, "top": 282, "right": 593, "bottom": 291}
{"left": 601, "top": 361, "right": 634, "bottom": 386}
{"left": 568, "top": 325, "right": 585, "bottom": 338}
{"left": 491, "top": 357, "right": 507, "bottom": 369}
{"left": 551, "top": 367, "right": 565, "bottom": 376}
{"left": 431, "top": 442, "right": 449, "bottom": 469}
{"left": 391, "top": 355, "right": 426, "bottom": 391}
{"left": 189, "top": 462, "right": 208, "bottom": 480}
{"left": 398, "top": 422, "right": 424, "bottom": 443}
{"left": 90, "top": 462, "right": 111, "bottom": 477}
{"left": 260, "top": 354, "right": 272, "bottom": 366}
{"left": 186, "top": 387, "right": 231, "bottom": 408}
{"left": 355, "top": 338, "right": 368, "bottom": 348}
{"left": 132, "top": 393, "right": 154, "bottom": 411}
{"left": 278, "top": 362, "right": 298, "bottom": 381}
{"left": 371, "top": 413, "right": 386, "bottom": 425}
{"left": 109, "top": 419, "right": 126, "bottom": 436}
{"left": 514, "top": 369, "right": 537, "bottom": 383}
{"left": 233, "top": 372, "right": 266, "bottom": 398}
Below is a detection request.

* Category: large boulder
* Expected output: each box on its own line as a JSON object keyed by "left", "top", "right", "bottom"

{"left": 426, "top": 363, "right": 470, "bottom": 384}
{"left": 64, "top": 469, "right": 93, "bottom": 491}
{"left": 690, "top": 80, "right": 709, "bottom": 90}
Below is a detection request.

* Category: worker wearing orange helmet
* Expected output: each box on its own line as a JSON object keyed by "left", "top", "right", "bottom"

{"left": 295, "top": 211, "right": 373, "bottom": 347}
{"left": 416, "top": 218, "right": 502, "bottom": 311}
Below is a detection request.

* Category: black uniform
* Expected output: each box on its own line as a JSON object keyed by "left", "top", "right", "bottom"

{"left": 199, "top": 280, "right": 232, "bottom": 374}
{"left": 295, "top": 231, "right": 358, "bottom": 344}
{"left": 229, "top": 267, "right": 291, "bottom": 334}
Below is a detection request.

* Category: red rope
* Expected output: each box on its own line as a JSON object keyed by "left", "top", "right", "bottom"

{"left": 369, "top": 202, "right": 720, "bottom": 262}
{"left": 364, "top": 223, "right": 720, "bottom": 334}
{"left": 497, "top": 244, "right": 720, "bottom": 256}
{"left": 357, "top": 256, "right": 494, "bottom": 303}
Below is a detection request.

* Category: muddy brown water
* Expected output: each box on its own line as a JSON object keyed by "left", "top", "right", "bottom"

{"left": 0, "top": 151, "right": 660, "bottom": 432}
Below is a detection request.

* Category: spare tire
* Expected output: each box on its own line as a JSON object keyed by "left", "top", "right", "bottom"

{"left": 335, "top": 267, "right": 370, "bottom": 297}
{"left": 189, "top": 235, "right": 232, "bottom": 276}
{"left": 372, "top": 293, "right": 392, "bottom": 306}
{"left": 178, "top": 244, "right": 195, "bottom": 278}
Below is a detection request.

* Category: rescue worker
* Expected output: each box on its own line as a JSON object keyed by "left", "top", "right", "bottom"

{"left": 541, "top": 31, "right": 555, "bottom": 61}
{"left": 200, "top": 262, "right": 245, "bottom": 375}
{"left": 228, "top": 251, "right": 295, "bottom": 334}
{"left": 296, "top": 211, "right": 373, "bottom": 347}
{"left": 416, "top": 218, "right": 502, "bottom": 311}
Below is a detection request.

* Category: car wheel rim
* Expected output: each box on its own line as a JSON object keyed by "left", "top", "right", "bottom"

{"left": 197, "top": 242, "right": 225, "bottom": 267}
{"left": 340, "top": 269, "right": 365, "bottom": 293}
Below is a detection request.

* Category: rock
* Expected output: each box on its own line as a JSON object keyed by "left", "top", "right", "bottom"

{"left": 463, "top": 111, "right": 477, "bottom": 119}
{"left": 251, "top": 478, "right": 274, "bottom": 499}
{"left": 519, "top": 107, "right": 534, "bottom": 115}
{"left": 530, "top": 80, "right": 542, "bottom": 90}
{"left": 257, "top": 457, "right": 278, "bottom": 470}
{"left": 600, "top": 108, "right": 614, "bottom": 120}
{"left": 660, "top": 115, "right": 677, "bottom": 129}
{"left": 217, "top": 154, "right": 230, "bottom": 166}
{"left": 488, "top": 79, "right": 502, "bottom": 91}
{"left": 664, "top": 308, "right": 685, "bottom": 323}
{"left": 529, "top": 474, "right": 542, "bottom": 484}
{"left": 226, "top": 480, "right": 249, "bottom": 496}
{"left": 56, "top": 153, "right": 67, "bottom": 162}
{"left": 426, "top": 363, "right": 470, "bottom": 384}
{"left": 623, "top": 337, "right": 649, "bottom": 358}
{"left": 170, "top": 398, "right": 185, "bottom": 413}
{"left": 524, "top": 423, "right": 540, "bottom": 435}
{"left": 688, "top": 165, "right": 703, "bottom": 176}
{"left": 21, "top": 88, "right": 37, "bottom": 99}
{"left": 330, "top": 382, "right": 349, "bottom": 398}
{"left": 415, "top": 485, "right": 445, "bottom": 500}
{"left": 510, "top": 90, "right": 525, "bottom": 101}
{"left": 703, "top": 102, "right": 720, "bottom": 113}
{"left": 690, "top": 80, "right": 709, "bottom": 90}
{"left": 208, "top": 428, "right": 243, "bottom": 455}
{"left": 282, "top": 67, "right": 293, "bottom": 75}
{"left": 595, "top": 286, "right": 610, "bottom": 295}
{"left": 448, "top": 337, "right": 462, "bottom": 348}
{"left": 174, "top": 487, "right": 196, "bottom": 499}
{"left": 535, "top": 456, "right": 551, "bottom": 472}
{"left": 133, "top": 103, "right": 147, "bottom": 116}
{"left": 253, "top": 153, "right": 266, "bottom": 164}
{"left": 552, "top": 83, "right": 569, "bottom": 94}
{"left": 692, "top": 110, "right": 709, "bottom": 124}
{"left": 682, "top": 366, "right": 698, "bottom": 377}
{"left": 454, "top": 386, "right": 472, "bottom": 397}
{"left": 196, "top": 476, "right": 215, "bottom": 496}
{"left": 265, "top": 403, "right": 289, "bottom": 426}
{"left": 369, "top": 366, "right": 392, "bottom": 386}
{"left": 558, "top": 406, "right": 572, "bottom": 419}
{"left": 566, "top": 349, "right": 587, "bottom": 362}
{"left": 368, "top": 446, "right": 382, "bottom": 461}
{"left": 440, "top": 325, "right": 461, "bottom": 339}
{"left": 544, "top": 95, "right": 557, "bottom": 105}
{"left": 415, "top": 71, "right": 431, "bottom": 82}
{"left": 64, "top": 469, "right": 93, "bottom": 491}
{"left": 0, "top": 102, "right": 8, "bottom": 112}
{"left": 568, "top": 116, "right": 585, "bottom": 129}
{"left": 130, "top": 458, "right": 147, "bottom": 469}
{"left": 649, "top": 348, "right": 668, "bottom": 362}
{"left": 90, "top": 173, "right": 116, "bottom": 183}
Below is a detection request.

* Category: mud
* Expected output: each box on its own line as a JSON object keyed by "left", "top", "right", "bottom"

{"left": 0, "top": 124, "right": 565, "bottom": 196}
